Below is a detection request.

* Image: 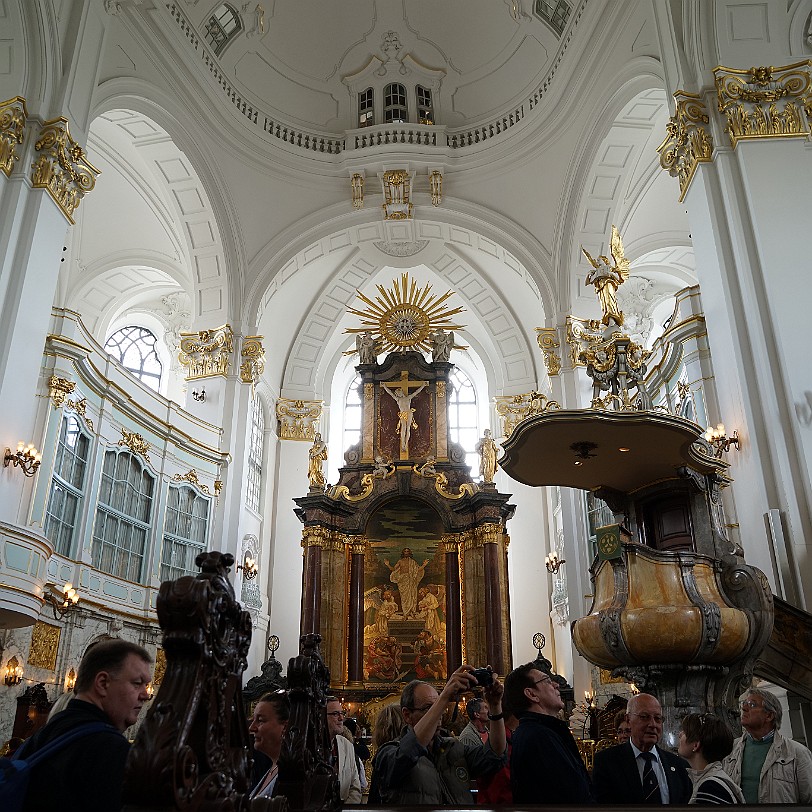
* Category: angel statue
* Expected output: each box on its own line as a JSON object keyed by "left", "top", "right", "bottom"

{"left": 581, "top": 225, "right": 630, "bottom": 327}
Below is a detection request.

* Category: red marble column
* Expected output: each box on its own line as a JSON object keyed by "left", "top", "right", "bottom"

{"left": 347, "top": 539, "right": 366, "bottom": 683}
{"left": 300, "top": 529, "right": 324, "bottom": 636}
{"left": 443, "top": 536, "right": 462, "bottom": 672}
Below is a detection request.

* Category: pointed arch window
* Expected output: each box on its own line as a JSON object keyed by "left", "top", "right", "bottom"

{"left": 384, "top": 83, "right": 408, "bottom": 123}
{"left": 91, "top": 449, "right": 155, "bottom": 581}
{"left": 104, "top": 326, "right": 163, "bottom": 392}
{"left": 45, "top": 414, "right": 91, "bottom": 557}
{"left": 246, "top": 395, "right": 265, "bottom": 513}
{"left": 161, "top": 485, "right": 210, "bottom": 581}
{"left": 447, "top": 368, "right": 479, "bottom": 474}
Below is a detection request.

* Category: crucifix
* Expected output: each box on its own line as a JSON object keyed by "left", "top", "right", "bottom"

{"left": 381, "top": 371, "right": 429, "bottom": 459}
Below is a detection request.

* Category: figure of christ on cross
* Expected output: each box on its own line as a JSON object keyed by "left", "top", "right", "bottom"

{"left": 381, "top": 371, "right": 429, "bottom": 458}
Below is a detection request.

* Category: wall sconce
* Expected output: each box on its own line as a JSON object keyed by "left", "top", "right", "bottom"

{"left": 43, "top": 581, "right": 79, "bottom": 619}
{"left": 4, "top": 656, "right": 23, "bottom": 686}
{"left": 192, "top": 387, "right": 206, "bottom": 402}
{"left": 704, "top": 423, "right": 740, "bottom": 458}
{"left": 4, "top": 442, "right": 42, "bottom": 477}
{"left": 65, "top": 668, "right": 76, "bottom": 692}
{"left": 238, "top": 554, "right": 258, "bottom": 580}
{"left": 545, "top": 551, "right": 566, "bottom": 574}
{"left": 429, "top": 170, "right": 442, "bottom": 206}
{"left": 351, "top": 173, "right": 364, "bottom": 209}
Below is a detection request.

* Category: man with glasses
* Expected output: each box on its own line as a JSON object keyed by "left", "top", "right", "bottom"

{"left": 325, "top": 697, "right": 362, "bottom": 804}
{"left": 374, "top": 664, "right": 507, "bottom": 804}
{"left": 592, "top": 692, "right": 691, "bottom": 804}
{"left": 504, "top": 663, "right": 593, "bottom": 804}
{"left": 723, "top": 687, "right": 812, "bottom": 804}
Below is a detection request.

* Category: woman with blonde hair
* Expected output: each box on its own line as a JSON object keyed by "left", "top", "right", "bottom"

{"left": 369, "top": 703, "right": 405, "bottom": 803}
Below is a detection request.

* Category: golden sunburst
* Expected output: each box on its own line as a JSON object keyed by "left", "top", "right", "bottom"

{"left": 345, "top": 273, "right": 466, "bottom": 355}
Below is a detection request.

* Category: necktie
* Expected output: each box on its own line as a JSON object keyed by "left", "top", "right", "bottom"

{"left": 640, "top": 751, "right": 663, "bottom": 804}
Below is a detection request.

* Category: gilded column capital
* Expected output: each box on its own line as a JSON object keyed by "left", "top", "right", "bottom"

{"left": 301, "top": 525, "right": 332, "bottom": 549}
{"left": 48, "top": 374, "right": 76, "bottom": 408}
{"left": 535, "top": 328, "right": 562, "bottom": 376}
{"left": 0, "top": 96, "right": 28, "bottom": 178}
{"left": 276, "top": 398, "right": 323, "bottom": 441}
{"left": 239, "top": 335, "right": 265, "bottom": 392}
{"left": 474, "top": 523, "right": 503, "bottom": 546}
{"left": 350, "top": 539, "right": 367, "bottom": 556}
{"left": 495, "top": 391, "right": 561, "bottom": 438}
{"left": 178, "top": 325, "right": 234, "bottom": 380}
{"left": 565, "top": 316, "right": 604, "bottom": 368}
{"left": 31, "top": 117, "right": 100, "bottom": 224}
{"left": 657, "top": 91, "right": 713, "bottom": 202}
{"left": 440, "top": 533, "right": 465, "bottom": 553}
{"left": 714, "top": 61, "right": 812, "bottom": 149}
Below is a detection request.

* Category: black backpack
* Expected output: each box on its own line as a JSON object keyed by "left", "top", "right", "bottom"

{"left": 0, "top": 722, "right": 114, "bottom": 812}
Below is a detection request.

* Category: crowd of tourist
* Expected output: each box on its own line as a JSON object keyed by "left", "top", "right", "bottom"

{"left": 4, "top": 643, "right": 812, "bottom": 808}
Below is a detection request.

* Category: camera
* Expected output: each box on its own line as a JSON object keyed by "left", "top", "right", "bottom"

{"left": 471, "top": 666, "right": 494, "bottom": 687}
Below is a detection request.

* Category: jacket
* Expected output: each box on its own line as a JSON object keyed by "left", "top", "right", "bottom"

{"left": 510, "top": 711, "right": 594, "bottom": 804}
{"left": 458, "top": 720, "right": 486, "bottom": 749}
{"left": 592, "top": 741, "right": 692, "bottom": 804}
{"left": 375, "top": 725, "right": 505, "bottom": 805}
{"left": 335, "top": 734, "right": 363, "bottom": 803}
{"left": 688, "top": 761, "right": 745, "bottom": 804}
{"left": 723, "top": 729, "right": 812, "bottom": 804}
{"left": 15, "top": 698, "right": 129, "bottom": 812}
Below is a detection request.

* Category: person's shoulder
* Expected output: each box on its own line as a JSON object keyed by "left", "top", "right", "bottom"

{"left": 694, "top": 777, "right": 739, "bottom": 805}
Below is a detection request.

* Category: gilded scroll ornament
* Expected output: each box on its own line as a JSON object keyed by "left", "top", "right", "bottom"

{"left": 48, "top": 375, "right": 76, "bottom": 408}
{"left": 31, "top": 117, "right": 100, "bottom": 224}
{"left": 172, "top": 469, "right": 219, "bottom": 496}
{"left": 329, "top": 472, "right": 375, "bottom": 502}
{"left": 66, "top": 398, "right": 94, "bottom": 433}
{"left": 119, "top": 428, "right": 151, "bottom": 460}
{"left": 565, "top": 316, "right": 604, "bottom": 368}
{"left": 535, "top": 328, "right": 562, "bottom": 375}
{"left": 412, "top": 457, "right": 478, "bottom": 500}
{"left": 276, "top": 398, "right": 322, "bottom": 441}
{"left": 657, "top": 91, "right": 713, "bottom": 201}
{"left": 0, "top": 96, "right": 28, "bottom": 178}
{"left": 495, "top": 391, "right": 561, "bottom": 438}
{"left": 28, "top": 620, "right": 61, "bottom": 671}
{"left": 239, "top": 335, "right": 265, "bottom": 393}
{"left": 178, "top": 324, "right": 234, "bottom": 380}
{"left": 714, "top": 61, "right": 812, "bottom": 148}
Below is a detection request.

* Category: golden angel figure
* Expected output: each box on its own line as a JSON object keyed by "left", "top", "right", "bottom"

{"left": 581, "top": 225, "right": 630, "bottom": 327}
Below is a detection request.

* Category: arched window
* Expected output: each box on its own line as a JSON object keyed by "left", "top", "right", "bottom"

{"left": 246, "top": 395, "right": 265, "bottom": 513}
{"left": 343, "top": 375, "right": 363, "bottom": 455}
{"left": 104, "top": 326, "right": 163, "bottom": 391}
{"left": 161, "top": 485, "right": 210, "bottom": 581}
{"left": 45, "top": 414, "right": 91, "bottom": 557}
{"left": 533, "top": 0, "right": 571, "bottom": 36}
{"left": 92, "top": 449, "right": 155, "bottom": 581}
{"left": 204, "top": 3, "right": 242, "bottom": 55}
{"left": 384, "top": 83, "right": 408, "bottom": 123}
{"left": 447, "top": 368, "right": 479, "bottom": 474}
{"left": 416, "top": 86, "right": 434, "bottom": 125}
{"left": 359, "top": 87, "right": 374, "bottom": 127}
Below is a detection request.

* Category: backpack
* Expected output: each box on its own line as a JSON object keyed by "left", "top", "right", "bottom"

{"left": 0, "top": 722, "right": 115, "bottom": 812}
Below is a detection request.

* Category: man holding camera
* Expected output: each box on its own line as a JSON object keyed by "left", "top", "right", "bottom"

{"left": 374, "top": 664, "right": 507, "bottom": 805}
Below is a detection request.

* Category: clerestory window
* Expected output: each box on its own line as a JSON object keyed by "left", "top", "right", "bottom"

{"left": 204, "top": 3, "right": 242, "bottom": 55}
{"left": 246, "top": 395, "right": 265, "bottom": 513}
{"left": 447, "top": 368, "right": 479, "bottom": 474}
{"left": 534, "top": 0, "right": 571, "bottom": 36}
{"left": 359, "top": 88, "right": 375, "bottom": 127}
{"left": 104, "top": 326, "right": 163, "bottom": 392}
{"left": 160, "top": 485, "right": 210, "bottom": 581}
{"left": 416, "top": 86, "right": 434, "bottom": 125}
{"left": 384, "top": 83, "right": 408, "bottom": 123}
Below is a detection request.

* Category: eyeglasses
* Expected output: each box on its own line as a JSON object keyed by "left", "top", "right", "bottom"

{"left": 408, "top": 703, "right": 435, "bottom": 714}
{"left": 533, "top": 675, "right": 555, "bottom": 687}
{"left": 326, "top": 711, "right": 345, "bottom": 718}
{"left": 631, "top": 712, "right": 664, "bottom": 724}
{"left": 740, "top": 700, "right": 763, "bottom": 710}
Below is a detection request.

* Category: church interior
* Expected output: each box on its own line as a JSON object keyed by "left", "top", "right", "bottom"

{"left": 2, "top": 0, "right": 812, "bottom": 767}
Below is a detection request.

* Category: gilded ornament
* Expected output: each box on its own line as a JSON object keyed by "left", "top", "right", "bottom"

{"left": 714, "top": 61, "right": 812, "bottom": 148}
{"left": 0, "top": 96, "right": 28, "bottom": 178}
{"left": 239, "top": 335, "right": 265, "bottom": 393}
{"left": 301, "top": 526, "right": 332, "bottom": 549}
{"left": 153, "top": 648, "right": 167, "bottom": 685}
{"left": 364, "top": 383, "right": 374, "bottom": 401}
{"left": 535, "top": 328, "right": 562, "bottom": 375}
{"left": 565, "top": 316, "right": 604, "bottom": 368}
{"left": 381, "top": 169, "right": 413, "bottom": 220}
{"left": 172, "top": 469, "right": 219, "bottom": 496}
{"left": 118, "top": 428, "right": 151, "bottom": 460}
{"left": 429, "top": 170, "right": 443, "bottom": 206}
{"left": 412, "top": 457, "right": 478, "bottom": 500}
{"left": 276, "top": 398, "right": 323, "bottom": 441}
{"left": 178, "top": 324, "right": 234, "bottom": 380}
{"left": 581, "top": 225, "right": 630, "bottom": 327}
{"left": 436, "top": 381, "right": 446, "bottom": 398}
{"left": 329, "top": 471, "right": 376, "bottom": 502}
{"left": 28, "top": 620, "right": 61, "bottom": 671}
{"left": 48, "top": 375, "right": 76, "bottom": 408}
{"left": 657, "top": 91, "right": 713, "bottom": 201}
{"left": 495, "top": 391, "right": 561, "bottom": 438}
{"left": 351, "top": 173, "right": 364, "bottom": 209}
{"left": 345, "top": 272, "right": 466, "bottom": 356}
{"left": 66, "top": 398, "right": 94, "bottom": 433}
{"left": 31, "top": 117, "right": 100, "bottom": 224}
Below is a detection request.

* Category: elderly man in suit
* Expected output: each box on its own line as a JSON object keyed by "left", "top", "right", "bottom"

{"left": 592, "top": 693, "right": 691, "bottom": 804}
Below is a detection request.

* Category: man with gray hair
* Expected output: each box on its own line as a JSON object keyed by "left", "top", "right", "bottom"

{"left": 723, "top": 686, "right": 812, "bottom": 804}
{"left": 458, "top": 697, "right": 489, "bottom": 748}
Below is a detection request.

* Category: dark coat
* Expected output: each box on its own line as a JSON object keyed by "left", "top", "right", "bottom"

{"left": 15, "top": 698, "right": 129, "bottom": 812}
{"left": 510, "top": 711, "right": 594, "bottom": 804}
{"left": 592, "top": 741, "right": 692, "bottom": 805}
